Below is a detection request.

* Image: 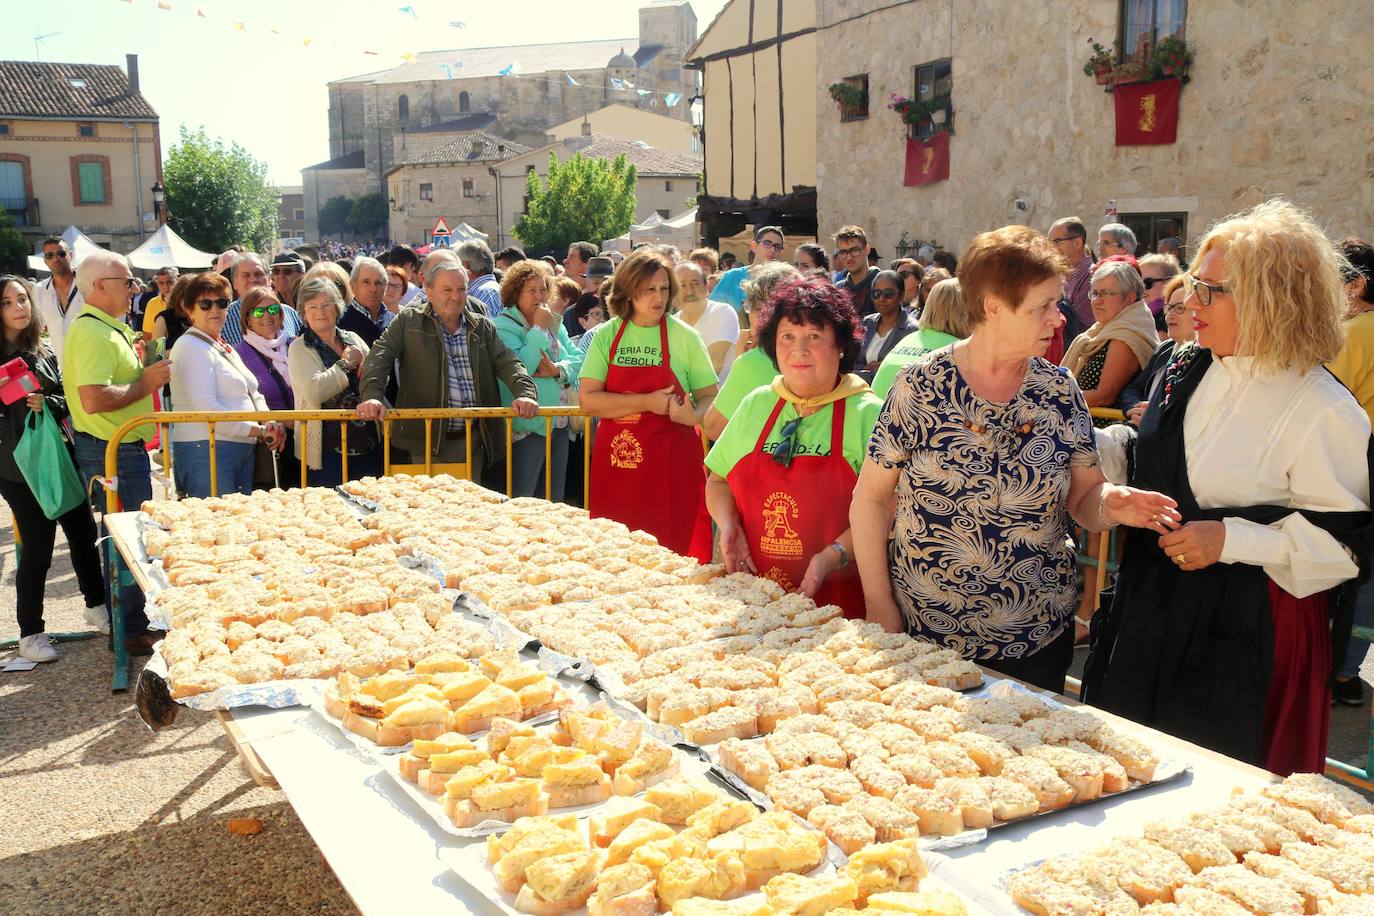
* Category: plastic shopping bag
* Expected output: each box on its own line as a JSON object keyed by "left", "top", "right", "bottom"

{"left": 15, "top": 404, "right": 85, "bottom": 519}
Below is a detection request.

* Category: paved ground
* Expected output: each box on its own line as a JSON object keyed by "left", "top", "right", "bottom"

{"left": 1, "top": 501, "right": 1369, "bottom": 913}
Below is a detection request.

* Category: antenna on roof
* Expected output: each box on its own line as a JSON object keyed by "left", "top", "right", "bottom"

{"left": 33, "top": 30, "right": 61, "bottom": 62}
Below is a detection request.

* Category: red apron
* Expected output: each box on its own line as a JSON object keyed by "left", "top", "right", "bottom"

{"left": 589, "top": 319, "right": 711, "bottom": 561}
{"left": 726, "top": 396, "right": 866, "bottom": 618}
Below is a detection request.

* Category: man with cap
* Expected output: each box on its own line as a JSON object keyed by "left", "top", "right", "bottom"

{"left": 564, "top": 255, "right": 614, "bottom": 338}
{"left": 221, "top": 253, "right": 304, "bottom": 346}
{"left": 270, "top": 252, "right": 306, "bottom": 309}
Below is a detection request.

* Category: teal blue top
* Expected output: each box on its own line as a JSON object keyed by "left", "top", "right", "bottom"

{"left": 494, "top": 306, "right": 585, "bottom": 435}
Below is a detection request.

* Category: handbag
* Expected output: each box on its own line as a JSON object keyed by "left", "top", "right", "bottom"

{"left": 15, "top": 404, "right": 85, "bottom": 519}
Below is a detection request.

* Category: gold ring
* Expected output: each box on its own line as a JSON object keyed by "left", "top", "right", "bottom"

{"left": 1175, "top": 553, "right": 1186, "bottom": 564}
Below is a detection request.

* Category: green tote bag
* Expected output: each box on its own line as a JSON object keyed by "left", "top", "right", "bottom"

{"left": 15, "top": 404, "right": 86, "bottom": 519}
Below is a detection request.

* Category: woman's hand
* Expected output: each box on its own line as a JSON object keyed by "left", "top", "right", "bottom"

{"left": 1158, "top": 520, "right": 1226, "bottom": 571}
{"left": 534, "top": 353, "right": 560, "bottom": 378}
{"left": 356, "top": 399, "right": 386, "bottom": 421}
{"left": 1102, "top": 484, "right": 1181, "bottom": 534}
{"left": 865, "top": 595, "right": 905, "bottom": 635}
{"left": 24, "top": 392, "right": 44, "bottom": 412}
{"left": 532, "top": 305, "right": 555, "bottom": 330}
{"left": 341, "top": 345, "right": 365, "bottom": 371}
{"left": 1127, "top": 401, "right": 1148, "bottom": 427}
{"left": 668, "top": 395, "right": 698, "bottom": 427}
{"left": 262, "top": 421, "right": 286, "bottom": 452}
{"left": 799, "top": 548, "right": 840, "bottom": 599}
{"left": 643, "top": 386, "right": 676, "bottom": 416}
{"left": 717, "top": 522, "right": 757, "bottom": 575}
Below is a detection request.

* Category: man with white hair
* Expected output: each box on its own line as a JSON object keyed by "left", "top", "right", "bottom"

{"left": 339, "top": 256, "right": 392, "bottom": 346}
{"left": 1097, "top": 222, "right": 1138, "bottom": 258}
{"left": 357, "top": 252, "right": 537, "bottom": 479}
{"left": 456, "top": 239, "right": 503, "bottom": 318}
{"left": 63, "top": 249, "right": 171, "bottom": 655}
{"left": 220, "top": 252, "right": 304, "bottom": 346}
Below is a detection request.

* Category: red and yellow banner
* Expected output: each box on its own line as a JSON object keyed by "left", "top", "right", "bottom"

{"left": 903, "top": 130, "right": 950, "bottom": 187}
{"left": 1114, "top": 78, "right": 1181, "bottom": 146}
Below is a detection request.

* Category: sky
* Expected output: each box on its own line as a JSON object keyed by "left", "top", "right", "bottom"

{"left": 2, "top": 0, "right": 728, "bottom": 186}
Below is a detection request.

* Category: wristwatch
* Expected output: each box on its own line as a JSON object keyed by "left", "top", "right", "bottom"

{"left": 830, "top": 542, "right": 850, "bottom": 568}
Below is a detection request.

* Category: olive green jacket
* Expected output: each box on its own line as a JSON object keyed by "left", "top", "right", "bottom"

{"left": 358, "top": 303, "right": 536, "bottom": 467}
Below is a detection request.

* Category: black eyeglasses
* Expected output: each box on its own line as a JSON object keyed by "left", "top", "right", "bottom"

{"left": 196, "top": 297, "right": 231, "bottom": 311}
{"left": 99, "top": 276, "right": 139, "bottom": 288}
{"left": 1143, "top": 277, "right": 1166, "bottom": 289}
{"left": 249, "top": 303, "right": 282, "bottom": 318}
{"left": 897, "top": 271, "right": 916, "bottom": 281}
{"left": 1049, "top": 236, "right": 1076, "bottom": 245}
{"left": 770, "top": 416, "right": 803, "bottom": 467}
{"left": 871, "top": 288, "right": 900, "bottom": 301}
{"left": 758, "top": 239, "right": 783, "bottom": 251}
{"left": 1186, "top": 275, "right": 1229, "bottom": 307}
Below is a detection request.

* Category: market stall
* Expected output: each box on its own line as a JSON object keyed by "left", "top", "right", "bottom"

{"left": 104, "top": 476, "right": 1358, "bottom": 916}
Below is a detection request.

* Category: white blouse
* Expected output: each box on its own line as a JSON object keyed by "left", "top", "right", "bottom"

{"left": 1184, "top": 355, "right": 1371, "bottom": 597}
{"left": 169, "top": 330, "right": 270, "bottom": 444}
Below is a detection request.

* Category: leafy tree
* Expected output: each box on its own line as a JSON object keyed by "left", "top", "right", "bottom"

{"left": 347, "top": 193, "right": 388, "bottom": 237}
{"left": 0, "top": 210, "right": 28, "bottom": 274}
{"left": 163, "top": 126, "right": 278, "bottom": 253}
{"left": 318, "top": 196, "right": 354, "bottom": 237}
{"left": 515, "top": 152, "right": 638, "bottom": 253}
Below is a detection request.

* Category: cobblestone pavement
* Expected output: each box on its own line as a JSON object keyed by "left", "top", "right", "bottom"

{"left": 2, "top": 499, "right": 1369, "bottom": 913}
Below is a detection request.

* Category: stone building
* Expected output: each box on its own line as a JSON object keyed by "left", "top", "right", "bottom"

{"left": 386, "top": 128, "right": 701, "bottom": 251}
{"left": 0, "top": 55, "right": 162, "bottom": 254}
{"left": 276, "top": 185, "right": 304, "bottom": 247}
{"left": 687, "top": 1, "right": 817, "bottom": 246}
{"left": 306, "top": 0, "right": 698, "bottom": 241}
{"left": 813, "top": 0, "right": 1374, "bottom": 259}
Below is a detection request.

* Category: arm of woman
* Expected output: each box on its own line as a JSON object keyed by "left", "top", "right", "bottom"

{"left": 1161, "top": 399, "right": 1371, "bottom": 595}
{"left": 669, "top": 384, "right": 718, "bottom": 427}
{"left": 851, "top": 458, "right": 903, "bottom": 633}
{"left": 800, "top": 528, "right": 854, "bottom": 599}
{"left": 151, "top": 314, "right": 167, "bottom": 342}
{"left": 1081, "top": 341, "right": 1142, "bottom": 407}
{"left": 706, "top": 341, "right": 732, "bottom": 376}
{"left": 552, "top": 323, "right": 585, "bottom": 385}
{"left": 702, "top": 405, "right": 727, "bottom": 441}
{"left": 498, "top": 315, "right": 552, "bottom": 371}
{"left": 1067, "top": 464, "right": 1181, "bottom": 533}
{"left": 705, "top": 471, "right": 756, "bottom": 574}
{"left": 578, "top": 378, "right": 674, "bottom": 419}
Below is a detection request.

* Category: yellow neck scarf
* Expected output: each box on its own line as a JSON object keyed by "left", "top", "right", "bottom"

{"left": 770, "top": 373, "right": 871, "bottom": 411}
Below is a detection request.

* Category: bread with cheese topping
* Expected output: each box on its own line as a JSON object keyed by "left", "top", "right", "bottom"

{"left": 845, "top": 838, "right": 926, "bottom": 903}
{"left": 587, "top": 863, "right": 657, "bottom": 916}
{"left": 865, "top": 890, "right": 967, "bottom": 915}
{"left": 591, "top": 798, "right": 664, "bottom": 847}
{"left": 513, "top": 849, "right": 602, "bottom": 915}
{"left": 762, "top": 873, "right": 858, "bottom": 916}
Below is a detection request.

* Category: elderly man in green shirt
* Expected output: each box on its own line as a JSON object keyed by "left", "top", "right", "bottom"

{"left": 65, "top": 249, "right": 171, "bottom": 655}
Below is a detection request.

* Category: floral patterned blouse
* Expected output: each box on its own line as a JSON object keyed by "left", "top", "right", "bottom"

{"left": 868, "top": 347, "right": 1099, "bottom": 661}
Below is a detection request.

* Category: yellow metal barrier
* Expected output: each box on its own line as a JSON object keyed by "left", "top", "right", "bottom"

{"left": 1088, "top": 407, "right": 1126, "bottom": 422}
{"left": 100, "top": 407, "right": 589, "bottom": 511}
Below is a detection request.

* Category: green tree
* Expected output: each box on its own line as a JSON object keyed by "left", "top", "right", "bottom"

{"left": 318, "top": 196, "right": 354, "bottom": 237}
{"left": 347, "top": 193, "right": 388, "bottom": 237}
{"left": 163, "top": 126, "right": 278, "bottom": 252}
{"left": 514, "top": 152, "right": 638, "bottom": 253}
{"left": 0, "top": 210, "right": 28, "bottom": 274}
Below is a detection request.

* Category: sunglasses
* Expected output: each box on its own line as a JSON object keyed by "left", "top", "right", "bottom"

{"left": 43, "top": 250, "right": 70, "bottom": 260}
{"left": 99, "top": 276, "right": 139, "bottom": 288}
{"left": 196, "top": 297, "right": 231, "bottom": 311}
{"left": 871, "top": 288, "right": 900, "bottom": 300}
{"left": 249, "top": 303, "right": 282, "bottom": 318}
{"left": 897, "top": 271, "right": 916, "bottom": 281}
{"left": 770, "top": 416, "right": 803, "bottom": 467}
{"left": 1143, "top": 277, "right": 1167, "bottom": 289}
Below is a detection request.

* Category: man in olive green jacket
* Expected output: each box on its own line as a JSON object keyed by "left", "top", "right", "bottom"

{"left": 357, "top": 256, "right": 537, "bottom": 478}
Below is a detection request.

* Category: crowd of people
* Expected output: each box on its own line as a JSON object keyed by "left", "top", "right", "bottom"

{"left": 5, "top": 198, "right": 1374, "bottom": 779}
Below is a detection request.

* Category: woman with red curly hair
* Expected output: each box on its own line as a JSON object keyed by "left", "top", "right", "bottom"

{"left": 704, "top": 276, "right": 882, "bottom": 617}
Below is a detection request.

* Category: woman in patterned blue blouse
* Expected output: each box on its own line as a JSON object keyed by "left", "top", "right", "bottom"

{"left": 850, "top": 225, "right": 1179, "bottom": 692}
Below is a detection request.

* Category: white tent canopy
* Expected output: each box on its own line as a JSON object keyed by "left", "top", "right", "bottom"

{"left": 126, "top": 224, "right": 216, "bottom": 270}
{"left": 26, "top": 225, "right": 105, "bottom": 273}
{"left": 629, "top": 207, "right": 697, "bottom": 250}
{"left": 451, "top": 222, "right": 489, "bottom": 244}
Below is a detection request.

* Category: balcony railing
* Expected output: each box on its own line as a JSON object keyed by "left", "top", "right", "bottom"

{"left": 0, "top": 197, "right": 36, "bottom": 227}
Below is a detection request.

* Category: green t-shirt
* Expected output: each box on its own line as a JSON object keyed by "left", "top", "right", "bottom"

{"left": 871, "top": 328, "right": 959, "bottom": 399}
{"left": 63, "top": 306, "right": 154, "bottom": 442}
{"left": 579, "top": 315, "right": 718, "bottom": 394}
{"left": 713, "top": 347, "right": 778, "bottom": 419}
{"left": 705, "top": 387, "right": 885, "bottom": 479}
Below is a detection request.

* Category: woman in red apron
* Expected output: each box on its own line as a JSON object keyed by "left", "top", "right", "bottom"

{"left": 581, "top": 249, "right": 717, "bottom": 561}
{"left": 703, "top": 275, "right": 883, "bottom": 617}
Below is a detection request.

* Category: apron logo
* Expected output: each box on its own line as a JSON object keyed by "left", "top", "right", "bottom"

{"left": 759, "top": 490, "right": 803, "bottom": 558}
{"left": 619, "top": 413, "right": 642, "bottom": 424}
{"left": 764, "top": 565, "right": 796, "bottom": 592}
{"left": 609, "top": 429, "right": 643, "bottom": 469}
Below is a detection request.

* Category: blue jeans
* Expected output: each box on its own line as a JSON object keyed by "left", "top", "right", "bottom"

{"left": 73, "top": 433, "right": 151, "bottom": 634}
{"left": 172, "top": 439, "right": 256, "bottom": 497}
{"left": 510, "top": 428, "right": 569, "bottom": 501}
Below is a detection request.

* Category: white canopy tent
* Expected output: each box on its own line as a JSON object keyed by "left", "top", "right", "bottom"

{"left": 126, "top": 224, "right": 216, "bottom": 270}
{"left": 629, "top": 207, "right": 697, "bottom": 251}
{"left": 451, "top": 222, "right": 489, "bottom": 244}
{"left": 26, "top": 225, "right": 105, "bottom": 273}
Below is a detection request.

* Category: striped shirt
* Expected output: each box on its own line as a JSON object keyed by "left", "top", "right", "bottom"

{"left": 442, "top": 322, "right": 477, "bottom": 430}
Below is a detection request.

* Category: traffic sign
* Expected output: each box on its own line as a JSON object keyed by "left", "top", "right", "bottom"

{"left": 432, "top": 217, "right": 452, "bottom": 237}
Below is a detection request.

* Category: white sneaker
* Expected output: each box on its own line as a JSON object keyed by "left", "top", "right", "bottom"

{"left": 83, "top": 603, "right": 111, "bottom": 635}
{"left": 18, "top": 633, "right": 59, "bottom": 663}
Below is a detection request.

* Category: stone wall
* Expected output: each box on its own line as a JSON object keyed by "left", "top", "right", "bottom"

{"left": 385, "top": 163, "right": 502, "bottom": 247}
{"left": 302, "top": 167, "right": 374, "bottom": 243}
{"left": 814, "top": 0, "right": 1374, "bottom": 260}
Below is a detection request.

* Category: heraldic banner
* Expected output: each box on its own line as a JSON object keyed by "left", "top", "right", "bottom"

{"left": 1114, "top": 77, "right": 1181, "bottom": 145}
{"left": 904, "top": 130, "right": 951, "bottom": 186}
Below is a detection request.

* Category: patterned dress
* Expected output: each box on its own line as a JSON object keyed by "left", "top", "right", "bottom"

{"left": 868, "top": 348, "right": 1099, "bottom": 661}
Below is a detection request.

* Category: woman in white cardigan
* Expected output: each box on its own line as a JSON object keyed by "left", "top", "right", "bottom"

{"left": 287, "top": 277, "right": 380, "bottom": 485}
{"left": 168, "top": 272, "right": 285, "bottom": 496}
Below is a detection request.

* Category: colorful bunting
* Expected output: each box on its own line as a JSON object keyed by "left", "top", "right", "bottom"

{"left": 566, "top": 74, "right": 579, "bottom": 86}
{"left": 156, "top": 2, "right": 172, "bottom": 10}
{"left": 401, "top": 52, "right": 417, "bottom": 63}
{"left": 448, "top": 20, "right": 465, "bottom": 28}
{"left": 664, "top": 92, "right": 682, "bottom": 107}
{"left": 498, "top": 63, "right": 519, "bottom": 76}
{"left": 398, "top": 6, "right": 417, "bottom": 18}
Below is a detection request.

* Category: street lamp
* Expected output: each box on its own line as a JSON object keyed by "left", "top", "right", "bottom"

{"left": 151, "top": 181, "right": 165, "bottom": 223}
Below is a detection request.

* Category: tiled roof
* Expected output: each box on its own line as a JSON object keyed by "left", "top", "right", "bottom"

{"left": 562, "top": 135, "right": 701, "bottom": 178}
{"left": 0, "top": 59, "right": 157, "bottom": 120}
{"left": 334, "top": 38, "right": 639, "bottom": 84}
{"left": 407, "top": 112, "right": 498, "bottom": 134}
{"left": 407, "top": 131, "right": 532, "bottom": 165}
{"left": 303, "top": 150, "right": 366, "bottom": 171}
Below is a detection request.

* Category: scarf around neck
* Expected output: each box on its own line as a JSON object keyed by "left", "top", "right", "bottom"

{"left": 770, "top": 373, "right": 870, "bottom": 410}
{"left": 1061, "top": 300, "right": 1159, "bottom": 379}
{"left": 243, "top": 329, "right": 292, "bottom": 383}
